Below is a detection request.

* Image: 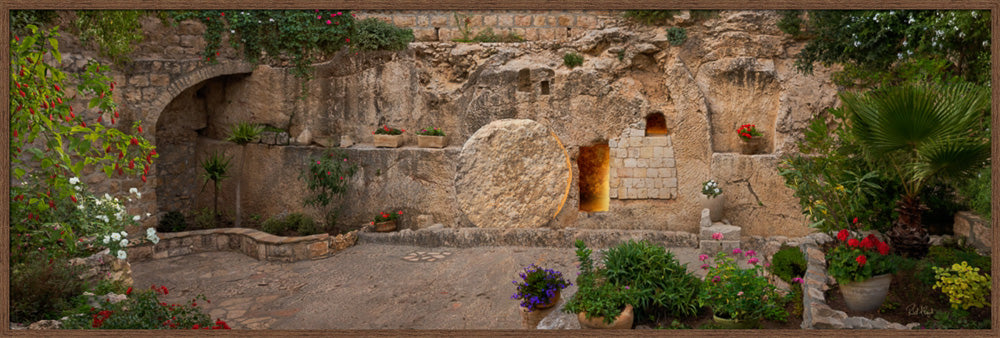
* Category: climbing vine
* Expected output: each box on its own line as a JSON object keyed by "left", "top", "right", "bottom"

{"left": 74, "top": 10, "right": 145, "bottom": 65}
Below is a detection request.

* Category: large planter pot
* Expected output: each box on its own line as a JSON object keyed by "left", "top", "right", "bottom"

{"left": 373, "top": 220, "right": 397, "bottom": 232}
{"left": 712, "top": 312, "right": 759, "bottom": 329}
{"left": 416, "top": 135, "right": 447, "bottom": 148}
{"left": 739, "top": 136, "right": 765, "bottom": 155}
{"left": 373, "top": 134, "right": 403, "bottom": 148}
{"left": 699, "top": 194, "right": 725, "bottom": 222}
{"left": 577, "top": 304, "right": 633, "bottom": 329}
{"left": 839, "top": 273, "right": 892, "bottom": 312}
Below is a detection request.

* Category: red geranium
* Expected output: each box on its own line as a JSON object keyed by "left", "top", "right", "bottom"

{"left": 847, "top": 238, "right": 859, "bottom": 247}
{"left": 837, "top": 229, "right": 849, "bottom": 241}
{"left": 856, "top": 255, "right": 867, "bottom": 267}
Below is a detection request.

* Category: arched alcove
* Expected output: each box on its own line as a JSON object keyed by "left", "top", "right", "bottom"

{"left": 645, "top": 113, "right": 668, "bottom": 136}
{"left": 579, "top": 142, "right": 610, "bottom": 212}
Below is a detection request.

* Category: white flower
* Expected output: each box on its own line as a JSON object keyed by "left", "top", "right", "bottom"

{"left": 714, "top": 188, "right": 720, "bottom": 194}
{"left": 909, "top": 16, "right": 915, "bottom": 24}
{"left": 269, "top": 18, "right": 274, "bottom": 22}
{"left": 853, "top": 41, "right": 861, "bottom": 47}
{"left": 889, "top": 11, "right": 894, "bottom": 15}
{"left": 146, "top": 227, "right": 157, "bottom": 236}
{"left": 983, "top": 41, "right": 989, "bottom": 47}
{"left": 133, "top": 215, "right": 141, "bottom": 222}
{"left": 149, "top": 235, "right": 160, "bottom": 245}
{"left": 78, "top": 204, "right": 85, "bottom": 210}
{"left": 116, "top": 213, "right": 123, "bottom": 221}
{"left": 69, "top": 177, "right": 80, "bottom": 185}
{"left": 897, "top": 53, "right": 903, "bottom": 59}
{"left": 902, "top": 40, "right": 908, "bottom": 46}
{"left": 129, "top": 187, "right": 138, "bottom": 195}
{"left": 959, "top": 32, "right": 966, "bottom": 39}
{"left": 75, "top": 186, "right": 81, "bottom": 191}
{"left": 136, "top": 192, "right": 142, "bottom": 199}
{"left": 120, "top": 239, "right": 129, "bottom": 247}
{"left": 102, "top": 236, "right": 110, "bottom": 244}
{"left": 120, "top": 231, "right": 128, "bottom": 237}
{"left": 146, "top": 213, "right": 151, "bottom": 217}
{"left": 230, "top": 30, "right": 235, "bottom": 34}
{"left": 972, "top": 11, "right": 978, "bottom": 18}
{"left": 104, "top": 193, "right": 112, "bottom": 200}
{"left": 111, "top": 233, "right": 121, "bottom": 241}
{"left": 116, "top": 250, "right": 127, "bottom": 260}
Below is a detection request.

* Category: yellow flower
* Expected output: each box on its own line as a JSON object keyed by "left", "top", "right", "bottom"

{"left": 835, "top": 184, "right": 846, "bottom": 192}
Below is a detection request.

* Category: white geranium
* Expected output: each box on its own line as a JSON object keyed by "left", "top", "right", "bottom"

{"left": 129, "top": 187, "right": 138, "bottom": 195}
{"left": 120, "top": 239, "right": 129, "bottom": 247}
{"left": 116, "top": 250, "right": 127, "bottom": 260}
{"left": 120, "top": 231, "right": 128, "bottom": 237}
{"left": 146, "top": 227, "right": 156, "bottom": 236}
{"left": 133, "top": 215, "right": 141, "bottom": 222}
{"left": 69, "top": 177, "right": 80, "bottom": 185}
{"left": 102, "top": 236, "right": 110, "bottom": 244}
{"left": 148, "top": 235, "right": 160, "bottom": 245}
{"left": 111, "top": 232, "right": 121, "bottom": 241}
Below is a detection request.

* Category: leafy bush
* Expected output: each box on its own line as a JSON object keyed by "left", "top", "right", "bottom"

{"left": 776, "top": 10, "right": 808, "bottom": 39}
{"left": 916, "top": 245, "right": 991, "bottom": 287}
{"left": 563, "top": 52, "right": 584, "bottom": 69}
{"left": 352, "top": 17, "right": 414, "bottom": 51}
{"left": 699, "top": 249, "right": 789, "bottom": 323}
{"left": 826, "top": 230, "right": 901, "bottom": 283}
{"left": 602, "top": 240, "right": 701, "bottom": 320}
{"left": 157, "top": 211, "right": 188, "bottom": 233}
{"left": 192, "top": 208, "right": 218, "bottom": 229}
{"left": 623, "top": 10, "right": 678, "bottom": 25}
{"left": 667, "top": 27, "right": 687, "bottom": 46}
{"left": 563, "top": 240, "right": 638, "bottom": 324}
{"left": 958, "top": 165, "right": 991, "bottom": 220}
{"left": 769, "top": 245, "right": 807, "bottom": 284}
{"left": 927, "top": 309, "right": 991, "bottom": 329}
{"left": 262, "top": 213, "right": 319, "bottom": 236}
{"left": 933, "top": 261, "right": 991, "bottom": 310}
{"left": 300, "top": 150, "right": 357, "bottom": 208}
{"left": 74, "top": 10, "right": 145, "bottom": 64}
{"left": 468, "top": 27, "right": 524, "bottom": 43}
{"left": 10, "top": 254, "right": 88, "bottom": 323}
{"left": 10, "top": 10, "right": 58, "bottom": 36}
{"left": 62, "top": 285, "right": 230, "bottom": 329}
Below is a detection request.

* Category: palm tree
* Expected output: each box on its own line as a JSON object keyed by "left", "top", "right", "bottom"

{"left": 200, "top": 151, "right": 231, "bottom": 221}
{"left": 843, "top": 83, "right": 990, "bottom": 257}
{"left": 226, "top": 122, "right": 263, "bottom": 227}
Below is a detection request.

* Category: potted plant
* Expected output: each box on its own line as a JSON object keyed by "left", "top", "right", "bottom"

{"left": 826, "top": 229, "right": 901, "bottom": 312}
{"left": 563, "top": 240, "right": 636, "bottom": 329}
{"left": 737, "top": 124, "right": 764, "bottom": 154}
{"left": 415, "top": 127, "right": 447, "bottom": 148}
{"left": 373, "top": 125, "right": 405, "bottom": 148}
{"left": 699, "top": 180, "right": 724, "bottom": 222}
{"left": 698, "top": 247, "right": 790, "bottom": 328}
{"left": 370, "top": 210, "right": 402, "bottom": 232}
{"left": 512, "top": 264, "right": 571, "bottom": 329}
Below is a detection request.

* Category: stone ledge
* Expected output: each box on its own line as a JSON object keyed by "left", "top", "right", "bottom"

{"left": 128, "top": 228, "right": 357, "bottom": 263}
{"left": 357, "top": 227, "right": 698, "bottom": 248}
{"left": 799, "top": 242, "right": 919, "bottom": 330}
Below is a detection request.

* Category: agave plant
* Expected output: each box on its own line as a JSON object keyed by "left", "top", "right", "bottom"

{"left": 226, "top": 122, "right": 263, "bottom": 227}
{"left": 843, "top": 83, "right": 990, "bottom": 257}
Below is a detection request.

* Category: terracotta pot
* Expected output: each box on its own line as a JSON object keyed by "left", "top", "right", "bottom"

{"left": 373, "top": 134, "right": 403, "bottom": 148}
{"left": 577, "top": 304, "right": 633, "bottom": 329}
{"left": 699, "top": 193, "right": 725, "bottom": 222}
{"left": 416, "top": 135, "right": 447, "bottom": 148}
{"left": 712, "top": 312, "right": 759, "bottom": 329}
{"left": 534, "top": 290, "right": 560, "bottom": 310}
{"left": 739, "top": 136, "right": 765, "bottom": 155}
{"left": 374, "top": 220, "right": 397, "bottom": 232}
{"left": 839, "top": 273, "right": 892, "bottom": 312}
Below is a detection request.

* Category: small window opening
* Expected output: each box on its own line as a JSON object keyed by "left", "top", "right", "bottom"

{"left": 540, "top": 80, "right": 550, "bottom": 95}
{"left": 645, "top": 113, "right": 668, "bottom": 136}
{"left": 517, "top": 68, "right": 532, "bottom": 92}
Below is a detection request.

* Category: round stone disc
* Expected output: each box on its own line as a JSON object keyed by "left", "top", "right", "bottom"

{"left": 455, "top": 119, "right": 571, "bottom": 228}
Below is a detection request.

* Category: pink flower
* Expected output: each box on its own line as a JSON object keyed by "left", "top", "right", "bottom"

{"left": 701, "top": 264, "right": 709, "bottom": 270}
{"left": 745, "top": 250, "right": 756, "bottom": 257}
{"left": 326, "top": 20, "right": 331, "bottom": 24}
{"left": 711, "top": 233, "right": 723, "bottom": 240}
{"left": 737, "top": 291, "right": 744, "bottom": 296}
{"left": 711, "top": 275, "right": 720, "bottom": 283}
{"left": 732, "top": 248, "right": 742, "bottom": 255}
{"left": 698, "top": 254, "right": 709, "bottom": 261}
{"left": 791, "top": 277, "right": 804, "bottom": 284}
{"left": 337, "top": 11, "right": 342, "bottom": 16}
{"left": 316, "top": 161, "right": 321, "bottom": 164}
{"left": 748, "top": 257, "right": 759, "bottom": 265}
{"left": 318, "top": 15, "right": 322, "bottom": 19}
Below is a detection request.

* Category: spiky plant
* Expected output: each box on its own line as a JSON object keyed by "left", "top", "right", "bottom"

{"left": 843, "top": 83, "right": 990, "bottom": 258}
{"left": 200, "top": 151, "right": 231, "bottom": 220}
{"left": 225, "top": 122, "right": 263, "bottom": 227}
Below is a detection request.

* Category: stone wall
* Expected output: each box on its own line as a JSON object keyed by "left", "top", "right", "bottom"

{"left": 127, "top": 228, "right": 358, "bottom": 263}
{"left": 355, "top": 10, "right": 617, "bottom": 42}
{"left": 609, "top": 121, "right": 679, "bottom": 200}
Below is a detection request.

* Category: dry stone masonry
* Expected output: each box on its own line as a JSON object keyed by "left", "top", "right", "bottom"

{"left": 609, "top": 120, "right": 678, "bottom": 200}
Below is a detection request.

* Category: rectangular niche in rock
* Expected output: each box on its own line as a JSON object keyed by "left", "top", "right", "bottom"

{"left": 579, "top": 143, "right": 610, "bottom": 212}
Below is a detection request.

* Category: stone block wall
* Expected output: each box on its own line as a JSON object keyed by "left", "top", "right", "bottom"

{"left": 127, "top": 228, "right": 358, "bottom": 263}
{"left": 355, "top": 10, "right": 618, "bottom": 42}
{"left": 609, "top": 121, "right": 678, "bottom": 200}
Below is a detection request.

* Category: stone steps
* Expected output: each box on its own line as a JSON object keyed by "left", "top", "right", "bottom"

{"left": 697, "top": 208, "right": 742, "bottom": 255}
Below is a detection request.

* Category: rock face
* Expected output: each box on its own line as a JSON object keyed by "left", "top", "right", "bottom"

{"left": 455, "top": 119, "right": 571, "bottom": 228}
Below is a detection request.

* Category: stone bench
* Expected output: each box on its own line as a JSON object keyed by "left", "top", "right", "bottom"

{"left": 127, "top": 228, "right": 358, "bottom": 263}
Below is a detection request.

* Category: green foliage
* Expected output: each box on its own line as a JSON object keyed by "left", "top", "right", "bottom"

{"left": 699, "top": 250, "right": 789, "bottom": 322}
{"left": 666, "top": 27, "right": 687, "bottom": 46}
{"left": 776, "top": 10, "right": 807, "bottom": 39}
{"left": 226, "top": 122, "right": 264, "bottom": 145}
{"left": 199, "top": 151, "right": 230, "bottom": 218}
{"left": 778, "top": 107, "right": 897, "bottom": 234}
{"left": 933, "top": 261, "right": 991, "bottom": 310}
{"left": 74, "top": 11, "right": 145, "bottom": 64}
{"left": 470, "top": 27, "right": 525, "bottom": 43}
{"left": 192, "top": 208, "right": 218, "bottom": 230}
{"left": 957, "top": 165, "right": 991, "bottom": 220}
{"left": 917, "top": 245, "right": 992, "bottom": 287}
{"left": 415, "top": 127, "right": 445, "bottom": 136}
{"left": 61, "top": 286, "right": 229, "bottom": 329}
{"left": 300, "top": 150, "right": 357, "bottom": 208}
{"left": 157, "top": 211, "right": 188, "bottom": 233}
{"left": 262, "top": 213, "right": 319, "bottom": 236}
{"left": 789, "top": 10, "right": 991, "bottom": 86}
{"left": 700, "top": 180, "right": 721, "bottom": 198}
{"left": 768, "top": 245, "right": 807, "bottom": 284}
{"left": 602, "top": 240, "right": 701, "bottom": 320}
{"left": 10, "top": 254, "right": 87, "bottom": 323}
{"left": 563, "top": 52, "right": 583, "bottom": 69}
{"left": 373, "top": 125, "right": 404, "bottom": 135}
{"left": 563, "top": 241, "right": 638, "bottom": 324}
{"left": 927, "top": 308, "right": 991, "bottom": 329}
{"left": 351, "top": 18, "right": 414, "bottom": 51}
{"left": 623, "top": 10, "right": 678, "bottom": 25}
{"left": 511, "top": 264, "right": 571, "bottom": 311}
{"left": 825, "top": 231, "right": 901, "bottom": 283}
{"left": 10, "top": 10, "right": 58, "bottom": 36}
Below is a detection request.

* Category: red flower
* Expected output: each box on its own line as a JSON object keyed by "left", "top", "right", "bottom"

{"left": 847, "top": 238, "right": 859, "bottom": 247}
{"left": 856, "top": 254, "right": 867, "bottom": 267}
{"left": 131, "top": 137, "right": 139, "bottom": 145}
{"left": 852, "top": 217, "right": 859, "bottom": 224}
{"left": 398, "top": 211, "right": 403, "bottom": 215}
{"left": 193, "top": 324, "right": 200, "bottom": 329}
{"left": 70, "top": 195, "right": 77, "bottom": 203}
{"left": 53, "top": 84, "right": 61, "bottom": 91}
{"left": 126, "top": 287, "right": 132, "bottom": 295}
{"left": 837, "top": 229, "right": 849, "bottom": 241}
{"left": 141, "top": 175, "right": 147, "bottom": 183}
{"left": 860, "top": 237, "right": 874, "bottom": 249}
{"left": 877, "top": 242, "right": 890, "bottom": 255}
{"left": 346, "top": 37, "right": 350, "bottom": 43}
{"left": 162, "top": 286, "right": 169, "bottom": 295}
{"left": 138, "top": 125, "right": 143, "bottom": 133}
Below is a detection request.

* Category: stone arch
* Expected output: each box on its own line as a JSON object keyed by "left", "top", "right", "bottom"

{"left": 142, "top": 61, "right": 256, "bottom": 139}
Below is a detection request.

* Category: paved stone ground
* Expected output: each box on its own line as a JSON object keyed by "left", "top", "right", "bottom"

{"left": 132, "top": 243, "right": 705, "bottom": 330}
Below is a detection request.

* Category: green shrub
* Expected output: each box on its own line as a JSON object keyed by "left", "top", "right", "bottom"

{"left": 563, "top": 52, "right": 584, "bottom": 69}
{"left": 916, "top": 245, "right": 992, "bottom": 287}
{"left": 61, "top": 285, "right": 229, "bottom": 329}
{"left": 602, "top": 240, "right": 701, "bottom": 320}
{"left": 958, "top": 165, "right": 991, "bottom": 220}
{"left": 262, "top": 213, "right": 319, "bottom": 236}
{"left": 470, "top": 27, "right": 524, "bottom": 43}
{"left": 75, "top": 10, "right": 145, "bottom": 64}
{"left": 927, "top": 308, "right": 991, "bottom": 329}
{"left": 776, "top": 10, "right": 808, "bottom": 38}
{"left": 768, "top": 245, "right": 807, "bottom": 284}
{"left": 563, "top": 240, "right": 638, "bottom": 324}
{"left": 192, "top": 208, "right": 218, "bottom": 229}
{"left": 157, "top": 211, "right": 188, "bottom": 233}
{"left": 10, "top": 254, "right": 88, "bottom": 323}
{"left": 352, "top": 17, "right": 414, "bottom": 51}
{"left": 623, "top": 10, "right": 678, "bottom": 25}
{"left": 300, "top": 150, "right": 357, "bottom": 208}
{"left": 667, "top": 27, "right": 687, "bottom": 46}
{"left": 933, "top": 261, "right": 991, "bottom": 310}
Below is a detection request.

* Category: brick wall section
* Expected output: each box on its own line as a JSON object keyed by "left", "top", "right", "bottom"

{"left": 609, "top": 121, "right": 679, "bottom": 200}
{"left": 355, "top": 10, "right": 622, "bottom": 42}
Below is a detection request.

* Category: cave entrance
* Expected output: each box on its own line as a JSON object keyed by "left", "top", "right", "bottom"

{"left": 578, "top": 142, "right": 609, "bottom": 212}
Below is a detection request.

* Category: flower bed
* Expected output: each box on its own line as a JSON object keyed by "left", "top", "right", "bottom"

{"left": 127, "top": 227, "right": 358, "bottom": 263}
